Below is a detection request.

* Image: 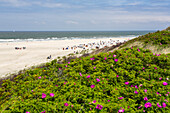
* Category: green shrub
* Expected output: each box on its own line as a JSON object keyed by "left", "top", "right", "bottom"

{"left": 0, "top": 47, "right": 169, "bottom": 113}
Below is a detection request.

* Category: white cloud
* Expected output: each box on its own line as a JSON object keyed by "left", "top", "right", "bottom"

{"left": 126, "top": 1, "right": 143, "bottom": 6}
{"left": 0, "top": 0, "right": 30, "bottom": 7}
{"left": 63, "top": 9, "right": 170, "bottom": 26}
{"left": 34, "top": 21, "right": 46, "bottom": 25}
{"left": 41, "top": 3, "right": 63, "bottom": 8}
{"left": 0, "top": 0, "right": 64, "bottom": 8}
{"left": 0, "top": 1, "right": 169, "bottom": 30}
{"left": 33, "top": 2, "right": 63, "bottom": 8}
{"left": 90, "top": 20, "right": 97, "bottom": 24}
{"left": 66, "top": 20, "right": 79, "bottom": 25}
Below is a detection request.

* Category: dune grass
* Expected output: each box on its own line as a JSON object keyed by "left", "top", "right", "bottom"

{"left": 120, "top": 30, "right": 170, "bottom": 51}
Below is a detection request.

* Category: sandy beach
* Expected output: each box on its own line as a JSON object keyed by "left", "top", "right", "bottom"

{"left": 0, "top": 38, "right": 129, "bottom": 78}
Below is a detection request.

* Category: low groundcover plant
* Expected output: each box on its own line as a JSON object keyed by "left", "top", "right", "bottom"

{"left": 0, "top": 47, "right": 169, "bottom": 113}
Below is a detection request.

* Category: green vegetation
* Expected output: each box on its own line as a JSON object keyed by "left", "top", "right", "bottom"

{"left": 67, "top": 53, "right": 75, "bottom": 56}
{"left": 120, "top": 29, "right": 170, "bottom": 49}
{"left": 80, "top": 49, "right": 89, "bottom": 54}
{"left": 0, "top": 47, "right": 169, "bottom": 113}
{"left": 0, "top": 28, "right": 170, "bottom": 113}
{"left": 165, "top": 27, "right": 170, "bottom": 31}
{"left": 57, "top": 56, "right": 60, "bottom": 59}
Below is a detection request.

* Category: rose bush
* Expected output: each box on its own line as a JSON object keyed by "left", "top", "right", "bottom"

{"left": 0, "top": 47, "right": 169, "bottom": 113}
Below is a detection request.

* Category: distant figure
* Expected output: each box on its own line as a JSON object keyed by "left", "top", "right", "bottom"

{"left": 15, "top": 47, "right": 23, "bottom": 50}
{"left": 47, "top": 55, "right": 51, "bottom": 59}
{"left": 66, "top": 46, "right": 69, "bottom": 50}
{"left": 23, "top": 47, "right": 26, "bottom": 49}
{"left": 96, "top": 46, "right": 99, "bottom": 49}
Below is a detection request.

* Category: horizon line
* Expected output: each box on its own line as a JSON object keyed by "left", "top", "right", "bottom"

{"left": 0, "top": 30, "right": 157, "bottom": 32}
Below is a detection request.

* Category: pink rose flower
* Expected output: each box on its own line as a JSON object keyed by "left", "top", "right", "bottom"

{"left": 163, "top": 82, "right": 168, "bottom": 86}
{"left": 157, "top": 103, "right": 162, "bottom": 108}
{"left": 144, "top": 89, "right": 147, "bottom": 93}
{"left": 114, "top": 59, "right": 118, "bottom": 62}
{"left": 96, "top": 78, "right": 100, "bottom": 82}
{"left": 50, "top": 93, "right": 54, "bottom": 97}
{"left": 92, "top": 100, "right": 96, "bottom": 103}
{"left": 96, "top": 104, "right": 103, "bottom": 110}
{"left": 118, "top": 97, "right": 124, "bottom": 99}
{"left": 91, "top": 84, "right": 95, "bottom": 88}
{"left": 135, "top": 85, "right": 138, "bottom": 89}
{"left": 125, "top": 82, "right": 129, "bottom": 85}
{"left": 139, "top": 84, "right": 143, "bottom": 87}
{"left": 144, "top": 97, "right": 148, "bottom": 101}
{"left": 164, "top": 99, "right": 168, "bottom": 102}
{"left": 138, "top": 105, "right": 142, "bottom": 109}
{"left": 134, "top": 91, "right": 138, "bottom": 94}
{"left": 144, "top": 102, "right": 152, "bottom": 108}
{"left": 64, "top": 103, "right": 69, "bottom": 106}
{"left": 159, "top": 77, "right": 162, "bottom": 80}
{"left": 79, "top": 73, "right": 82, "bottom": 76}
{"left": 86, "top": 75, "right": 90, "bottom": 78}
{"left": 118, "top": 109, "right": 125, "bottom": 112}
{"left": 42, "top": 93, "right": 46, "bottom": 98}
{"left": 162, "top": 102, "right": 166, "bottom": 108}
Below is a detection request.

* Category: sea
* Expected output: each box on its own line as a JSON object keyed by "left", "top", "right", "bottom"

{"left": 0, "top": 31, "right": 155, "bottom": 43}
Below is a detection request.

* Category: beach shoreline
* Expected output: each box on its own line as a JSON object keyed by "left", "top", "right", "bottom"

{"left": 0, "top": 37, "right": 130, "bottom": 78}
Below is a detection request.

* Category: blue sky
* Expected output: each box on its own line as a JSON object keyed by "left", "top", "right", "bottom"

{"left": 0, "top": 0, "right": 170, "bottom": 31}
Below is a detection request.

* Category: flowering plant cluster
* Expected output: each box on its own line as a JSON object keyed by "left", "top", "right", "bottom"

{"left": 0, "top": 46, "right": 169, "bottom": 113}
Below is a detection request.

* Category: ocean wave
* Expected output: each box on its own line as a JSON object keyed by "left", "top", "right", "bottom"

{"left": 0, "top": 35, "right": 139, "bottom": 43}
